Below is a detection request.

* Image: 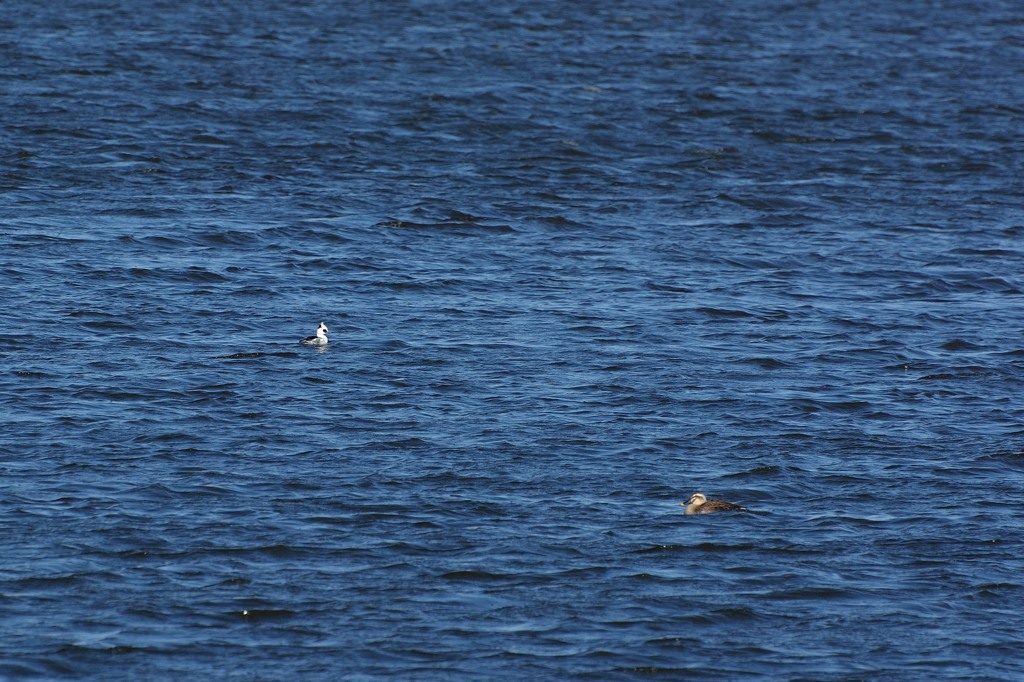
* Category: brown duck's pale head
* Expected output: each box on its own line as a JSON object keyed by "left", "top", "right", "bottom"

{"left": 684, "top": 493, "right": 707, "bottom": 507}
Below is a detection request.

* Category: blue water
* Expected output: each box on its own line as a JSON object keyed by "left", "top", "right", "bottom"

{"left": 3, "top": 1, "right": 1024, "bottom": 679}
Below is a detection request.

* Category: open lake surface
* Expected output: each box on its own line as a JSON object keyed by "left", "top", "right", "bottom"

{"left": 2, "top": 1, "right": 1023, "bottom": 679}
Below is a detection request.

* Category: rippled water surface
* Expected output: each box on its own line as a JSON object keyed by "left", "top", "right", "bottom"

{"left": 3, "top": 1, "right": 1024, "bottom": 679}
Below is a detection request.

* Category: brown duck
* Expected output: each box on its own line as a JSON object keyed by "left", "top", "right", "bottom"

{"left": 681, "top": 492, "right": 748, "bottom": 515}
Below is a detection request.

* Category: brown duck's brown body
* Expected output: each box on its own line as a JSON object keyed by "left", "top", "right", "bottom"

{"left": 682, "top": 493, "right": 748, "bottom": 515}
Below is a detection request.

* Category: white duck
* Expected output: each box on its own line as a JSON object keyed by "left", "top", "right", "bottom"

{"left": 300, "top": 321, "right": 329, "bottom": 346}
